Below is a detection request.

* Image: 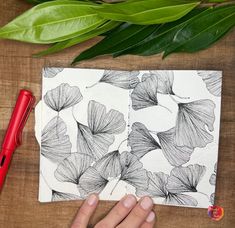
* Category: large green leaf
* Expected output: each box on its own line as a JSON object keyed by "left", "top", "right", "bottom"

{"left": 72, "top": 23, "right": 158, "bottom": 63}
{"left": 95, "top": 0, "right": 200, "bottom": 25}
{"left": 164, "top": 5, "right": 235, "bottom": 57}
{"left": 114, "top": 8, "right": 207, "bottom": 57}
{"left": 34, "top": 21, "right": 120, "bottom": 57}
{"left": 0, "top": 1, "right": 106, "bottom": 44}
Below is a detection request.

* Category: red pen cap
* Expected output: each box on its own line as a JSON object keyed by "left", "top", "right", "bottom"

{"left": 2, "top": 90, "right": 35, "bottom": 150}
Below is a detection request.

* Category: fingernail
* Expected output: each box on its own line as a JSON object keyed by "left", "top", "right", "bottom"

{"left": 146, "top": 211, "right": 155, "bottom": 223}
{"left": 140, "top": 197, "right": 153, "bottom": 210}
{"left": 87, "top": 194, "right": 98, "bottom": 206}
{"left": 122, "top": 195, "right": 136, "bottom": 208}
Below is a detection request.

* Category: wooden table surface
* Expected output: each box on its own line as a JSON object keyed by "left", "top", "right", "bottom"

{"left": 0, "top": 1, "right": 234, "bottom": 228}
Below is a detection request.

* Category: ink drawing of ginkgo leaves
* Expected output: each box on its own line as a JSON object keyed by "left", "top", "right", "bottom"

{"left": 86, "top": 70, "right": 140, "bottom": 89}
{"left": 76, "top": 100, "right": 126, "bottom": 161}
{"left": 197, "top": 71, "right": 222, "bottom": 97}
{"left": 41, "top": 116, "right": 72, "bottom": 163}
{"left": 44, "top": 83, "right": 82, "bottom": 113}
{"left": 131, "top": 74, "right": 171, "bottom": 112}
{"left": 166, "top": 164, "right": 206, "bottom": 194}
{"left": 136, "top": 171, "right": 198, "bottom": 206}
{"left": 94, "top": 150, "right": 122, "bottom": 179}
{"left": 129, "top": 122, "right": 193, "bottom": 166}
{"left": 43, "top": 67, "right": 64, "bottom": 78}
{"left": 143, "top": 71, "right": 189, "bottom": 99}
{"left": 175, "top": 99, "right": 216, "bottom": 148}
{"left": 209, "top": 162, "right": 217, "bottom": 186}
{"left": 52, "top": 190, "right": 81, "bottom": 202}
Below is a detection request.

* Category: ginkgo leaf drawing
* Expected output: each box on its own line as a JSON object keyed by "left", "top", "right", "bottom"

{"left": 44, "top": 83, "right": 83, "bottom": 112}
{"left": 131, "top": 74, "right": 171, "bottom": 112}
{"left": 156, "top": 127, "right": 194, "bottom": 166}
{"left": 51, "top": 190, "right": 81, "bottom": 202}
{"left": 94, "top": 150, "right": 122, "bottom": 179}
{"left": 79, "top": 166, "right": 109, "bottom": 197}
{"left": 119, "top": 151, "right": 148, "bottom": 190}
{"left": 43, "top": 67, "right": 63, "bottom": 78}
{"left": 136, "top": 171, "right": 168, "bottom": 198}
{"left": 41, "top": 116, "right": 72, "bottom": 163}
{"left": 209, "top": 162, "right": 217, "bottom": 186}
{"left": 164, "top": 193, "right": 198, "bottom": 206}
{"left": 87, "top": 70, "right": 140, "bottom": 89}
{"left": 54, "top": 153, "right": 93, "bottom": 185}
{"left": 143, "top": 70, "right": 189, "bottom": 99}
{"left": 128, "top": 122, "right": 161, "bottom": 158}
{"left": 136, "top": 171, "right": 198, "bottom": 207}
{"left": 197, "top": 71, "right": 222, "bottom": 97}
{"left": 175, "top": 99, "right": 216, "bottom": 148}
{"left": 76, "top": 100, "right": 126, "bottom": 160}
{"left": 166, "top": 164, "right": 206, "bottom": 193}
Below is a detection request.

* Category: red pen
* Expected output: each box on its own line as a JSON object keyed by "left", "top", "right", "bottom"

{"left": 0, "top": 89, "right": 35, "bottom": 190}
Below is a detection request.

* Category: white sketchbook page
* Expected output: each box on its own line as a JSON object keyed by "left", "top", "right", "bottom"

{"left": 35, "top": 68, "right": 221, "bottom": 208}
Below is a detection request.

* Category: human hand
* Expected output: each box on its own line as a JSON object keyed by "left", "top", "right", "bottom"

{"left": 71, "top": 194, "right": 156, "bottom": 228}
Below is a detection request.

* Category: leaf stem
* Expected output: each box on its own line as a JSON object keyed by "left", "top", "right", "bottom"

{"left": 197, "top": 191, "right": 210, "bottom": 200}
{"left": 173, "top": 94, "right": 190, "bottom": 99}
{"left": 40, "top": 170, "right": 52, "bottom": 191}
{"left": 158, "top": 103, "right": 172, "bottom": 113}
{"left": 118, "top": 138, "right": 128, "bottom": 151}
{"left": 169, "top": 94, "right": 180, "bottom": 104}
{"left": 72, "top": 106, "right": 77, "bottom": 122}
{"left": 110, "top": 178, "right": 120, "bottom": 195}
{"left": 86, "top": 82, "right": 99, "bottom": 89}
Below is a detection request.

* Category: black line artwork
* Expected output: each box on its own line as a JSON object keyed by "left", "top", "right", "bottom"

{"left": 43, "top": 67, "right": 64, "bottom": 78}
{"left": 131, "top": 74, "right": 171, "bottom": 112}
{"left": 146, "top": 71, "right": 189, "bottom": 99}
{"left": 75, "top": 100, "right": 126, "bottom": 161}
{"left": 44, "top": 83, "right": 83, "bottom": 112}
{"left": 52, "top": 190, "right": 80, "bottom": 202}
{"left": 94, "top": 150, "right": 122, "bottom": 179}
{"left": 41, "top": 116, "right": 72, "bottom": 163}
{"left": 197, "top": 71, "right": 222, "bottom": 97}
{"left": 54, "top": 153, "right": 93, "bottom": 185}
{"left": 128, "top": 122, "right": 161, "bottom": 159}
{"left": 86, "top": 70, "right": 140, "bottom": 89}
{"left": 40, "top": 171, "right": 81, "bottom": 202}
{"left": 166, "top": 164, "right": 206, "bottom": 194}
{"left": 156, "top": 127, "right": 194, "bottom": 166}
{"left": 78, "top": 166, "right": 109, "bottom": 197}
{"left": 38, "top": 68, "right": 221, "bottom": 207}
{"left": 174, "top": 99, "right": 216, "bottom": 148}
{"left": 136, "top": 171, "right": 198, "bottom": 206}
{"left": 129, "top": 122, "right": 193, "bottom": 166}
{"left": 210, "top": 193, "right": 215, "bottom": 205}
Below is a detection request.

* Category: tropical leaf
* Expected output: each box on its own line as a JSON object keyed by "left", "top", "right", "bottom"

{"left": 164, "top": 5, "right": 235, "bottom": 57}
{"left": 35, "top": 21, "right": 120, "bottom": 57}
{"left": 96, "top": 0, "right": 200, "bottom": 25}
{"left": 0, "top": 1, "right": 106, "bottom": 44}
{"left": 72, "top": 23, "right": 158, "bottom": 63}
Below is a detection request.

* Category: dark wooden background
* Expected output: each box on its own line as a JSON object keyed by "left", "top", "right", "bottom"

{"left": 0, "top": 1, "right": 234, "bottom": 227}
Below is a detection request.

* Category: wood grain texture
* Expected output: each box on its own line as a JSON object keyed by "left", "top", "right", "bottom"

{"left": 0, "top": 1, "right": 234, "bottom": 228}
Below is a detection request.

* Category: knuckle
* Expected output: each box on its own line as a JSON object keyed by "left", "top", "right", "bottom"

{"left": 132, "top": 207, "right": 146, "bottom": 219}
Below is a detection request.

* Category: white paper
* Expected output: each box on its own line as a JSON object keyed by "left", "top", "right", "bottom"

{"left": 35, "top": 68, "right": 222, "bottom": 208}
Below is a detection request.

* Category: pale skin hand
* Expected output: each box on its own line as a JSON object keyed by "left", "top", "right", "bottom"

{"left": 71, "top": 194, "right": 156, "bottom": 228}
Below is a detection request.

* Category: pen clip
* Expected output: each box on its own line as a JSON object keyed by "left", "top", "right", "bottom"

{"left": 15, "top": 95, "right": 35, "bottom": 147}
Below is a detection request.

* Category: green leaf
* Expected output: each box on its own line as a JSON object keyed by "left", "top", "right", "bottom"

{"left": 34, "top": 21, "right": 120, "bottom": 57}
{"left": 0, "top": 1, "right": 106, "bottom": 44}
{"left": 114, "top": 8, "right": 207, "bottom": 57}
{"left": 72, "top": 23, "right": 158, "bottom": 64}
{"left": 95, "top": 0, "right": 200, "bottom": 25}
{"left": 164, "top": 5, "right": 235, "bottom": 57}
